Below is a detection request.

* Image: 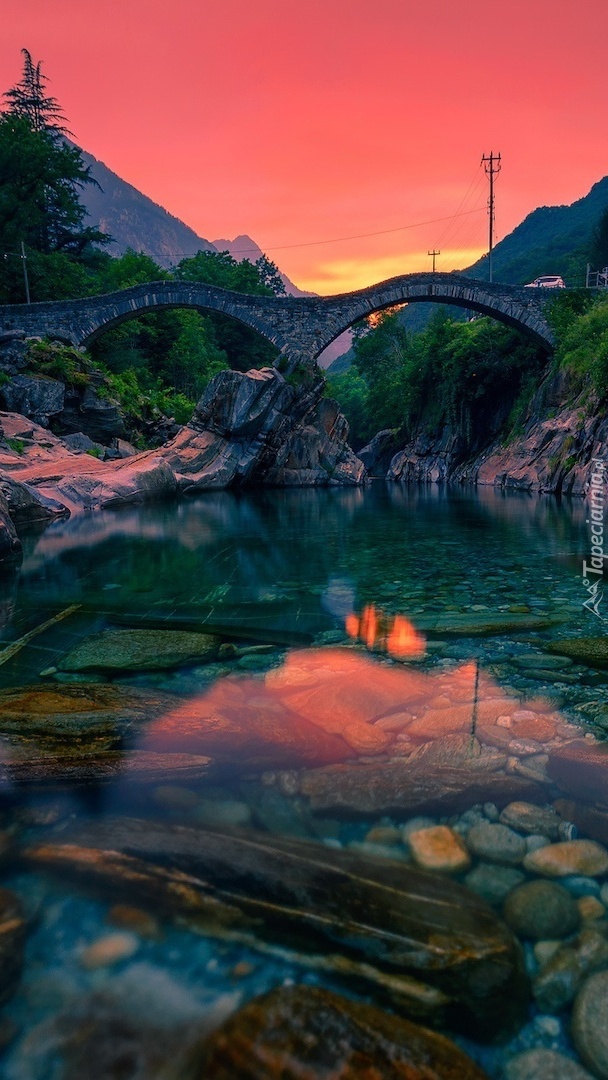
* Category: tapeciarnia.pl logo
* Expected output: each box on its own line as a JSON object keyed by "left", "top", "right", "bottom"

{"left": 582, "top": 457, "right": 607, "bottom": 620}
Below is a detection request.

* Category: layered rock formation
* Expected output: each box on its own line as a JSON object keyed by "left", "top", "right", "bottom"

{"left": 388, "top": 370, "right": 608, "bottom": 495}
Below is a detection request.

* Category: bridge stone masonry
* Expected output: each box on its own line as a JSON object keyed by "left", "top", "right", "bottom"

{"left": 0, "top": 272, "right": 557, "bottom": 372}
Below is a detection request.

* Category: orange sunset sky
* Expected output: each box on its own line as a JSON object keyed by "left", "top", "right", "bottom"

{"left": 2, "top": 0, "right": 607, "bottom": 293}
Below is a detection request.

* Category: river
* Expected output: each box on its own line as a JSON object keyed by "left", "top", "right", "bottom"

{"left": 0, "top": 483, "right": 606, "bottom": 1078}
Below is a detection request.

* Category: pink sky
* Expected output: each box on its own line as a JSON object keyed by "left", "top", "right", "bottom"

{"left": 2, "top": 0, "right": 607, "bottom": 292}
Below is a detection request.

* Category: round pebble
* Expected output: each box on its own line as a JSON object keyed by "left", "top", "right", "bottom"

{"left": 578, "top": 896, "right": 606, "bottom": 921}
{"left": 499, "top": 801, "right": 561, "bottom": 840}
{"left": 79, "top": 932, "right": 139, "bottom": 970}
{"left": 523, "top": 840, "right": 608, "bottom": 878}
{"left": 561, "top": 877, "right": 602, "bottom": 899}
{"left": 464, "top": 863, "right": 525, "bottom": 906}
{"left": 572, "top": 970, "right": 608, "bottom": 1078}
{"left": 466, "top": 822, "right": 527, "bottom": 865}
{"left": 526, "top": 834, "right": 552, "bottom": 853}
{"left": 505, "top": 1048, "right": 594, "bottom": 1080}
{"left": 364, "top": 826, "right": 402, "bottom": 846}
{"left": 504, "top": 880, "right": 581, "bottom": 940}
{"left": 407, "top": 825, "right": 471, "bottom": 874}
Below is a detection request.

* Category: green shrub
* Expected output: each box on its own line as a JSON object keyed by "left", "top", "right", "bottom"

{"left": 26, "top": 340, "right": 92, "bottom": 388}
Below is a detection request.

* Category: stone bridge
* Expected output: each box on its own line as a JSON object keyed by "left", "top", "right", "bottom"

{"left": 0, "top": 273, "right": 556, "bottom": 370}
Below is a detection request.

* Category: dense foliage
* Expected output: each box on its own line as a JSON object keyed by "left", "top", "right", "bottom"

{"left": 328, "top": 309, "right": 547, "bottom": 449}
{"left": 550, "top": 292, "right": 608, "bottom": 400}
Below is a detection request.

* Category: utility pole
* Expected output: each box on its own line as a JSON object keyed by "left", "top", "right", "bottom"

{"left": 481, "top": 151, "right": 501, "bottom": 283}
{"left": 427, "top": 249, "right": 440, "bottom": 272}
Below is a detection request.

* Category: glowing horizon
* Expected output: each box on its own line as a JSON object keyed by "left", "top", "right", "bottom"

{"left": 2, "top": 0, "right": 607, "bottom": 293}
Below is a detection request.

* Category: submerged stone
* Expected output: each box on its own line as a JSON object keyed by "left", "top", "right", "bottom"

{"left": 548, "top": 638, "right": 608, "bottom": 669}
{"left": 299, "top": 757, "right": 546, "bottom": 817}
{"left": 499, "top": 801, "right": 562, "bottom": 840}
{"left": 24, "top": 817, "right": 530, "bottom": 1039}
{"left": 504, "top": 880, "right": 580, "bottom": 940}
{"left": 464, "top": 863, "right": 525, "bottom": 906}
{"left": 196, "top": 985, "right": 490, "bottom": 1079}
{"left": 572, "top": 970, "right": 608, "bottom": 1079}
{"left": 465, "top": 822, "right": 527, "bottom": 865}
{"left": 58, "top": 628, "right": 220, "bottom": 672}
{"left": 505, "top": 1048, "right": 594, "bottom": 1080}
{"left": 419, "top": 613, "right": 556, "bottom": 636}
{"left": 0, "top": 683, "right": 210, "bottom": 783}
{"left": 407, "top": 825, "right": 471, "bottom": 873}
{"left": 523, "top": 840, "right": 608, "bottom": 878}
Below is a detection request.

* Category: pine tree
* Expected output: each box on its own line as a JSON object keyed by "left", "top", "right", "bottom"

{"left": 4, "top": 49, "right": 69, "bottom": 138}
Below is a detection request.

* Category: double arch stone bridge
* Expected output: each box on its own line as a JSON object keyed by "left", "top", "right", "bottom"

{"left": 0, "top": 272, "right": 556, "bottom": 371}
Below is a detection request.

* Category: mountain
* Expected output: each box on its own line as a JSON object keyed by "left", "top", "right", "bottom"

{"left": 78, "top": 150, "right": 311, "bottom": 298}
{"left": 462, "top": 176, "right": 608, "bottom": 287}
{"left": 79, "top": 149, "right": 217, "bottom": 263}
{"left": 77, "top": 149, "right": 348, "bottom": 363}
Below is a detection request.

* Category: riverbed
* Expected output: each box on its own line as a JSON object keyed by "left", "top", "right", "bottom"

{"left": 0, "top": 483, "right": 606, "bottom": 1079}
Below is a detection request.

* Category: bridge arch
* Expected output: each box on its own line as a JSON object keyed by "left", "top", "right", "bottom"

{"left": 0, "top": 273, "right": 555, "bottom": 371}
{"left": 307, "top": 274, "right": 555, "bottom": 362}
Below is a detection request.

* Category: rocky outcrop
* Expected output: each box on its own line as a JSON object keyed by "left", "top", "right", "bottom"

{"left": 189, "top": 368, "right": 365, "bottom": 489}
{"left": 0, "top": 373, "right": 65, "bottom": 427}
{"left": 0, "top": 368, "right": 366, "bottom": 561}
{"left": 357, "top": 428, "right": 402, "bottom": 476}
{"left": 387, "top": 369, "right": 608, "bottom": 495}
{"left": 56, "top": 381, "right": 128, "bottom": 443}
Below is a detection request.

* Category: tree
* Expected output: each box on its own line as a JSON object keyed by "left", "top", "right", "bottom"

{"left": 4, "top": 48, "right": 68, "bottom": 137}
{"left": 0, "top": 51, "right": 107, "bottom": 274}
{"left": 174, "top": 250, "right": 280, "bottom": 369}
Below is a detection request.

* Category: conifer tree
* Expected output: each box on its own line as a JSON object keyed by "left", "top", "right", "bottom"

{"left": 4, "top": 49, "right": 69, "bottom": 138}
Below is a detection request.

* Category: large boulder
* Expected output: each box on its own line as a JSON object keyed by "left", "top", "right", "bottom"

{"left": 0, "top": 373, "right": 64, "bottom": 426}
{"left": 190, "top": 370, "right": 366, "bottom": 488}
{"left": 197, "top": 985, "right": 490, "bottom": 1079}
{"left": 56, "top": 382, "right": 128, "bottom": 443}
{"left": 192, "top": 366, "right": 298, "bottom": 440}
{"left": 0, "top": 474, "right": 68, "bottom": 528}
{"left": 265, "top": 397, "right": 366, "bottom": 486}
{"left": 26, "top": 818, "right": 530, "bottom": 1039}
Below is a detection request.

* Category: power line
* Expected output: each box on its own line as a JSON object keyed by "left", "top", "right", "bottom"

{"left": 161, "top": 206, "right": 486, "bottom": 259}
{"left": 434, "top": 169, "right": 486, "bottom": 250}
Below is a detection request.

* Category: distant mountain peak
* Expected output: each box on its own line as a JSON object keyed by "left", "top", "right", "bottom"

{"left": 211, "top": 234, "right": 315, "bottom": 297}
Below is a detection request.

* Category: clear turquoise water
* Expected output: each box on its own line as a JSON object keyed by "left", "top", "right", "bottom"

{"left": 0, "top": 483, "right": 605, "bottom": 1078}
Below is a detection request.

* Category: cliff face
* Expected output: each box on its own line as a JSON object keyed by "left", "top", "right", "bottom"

{"left": 388, "top": 369, "right": 607, "bottom": 495}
